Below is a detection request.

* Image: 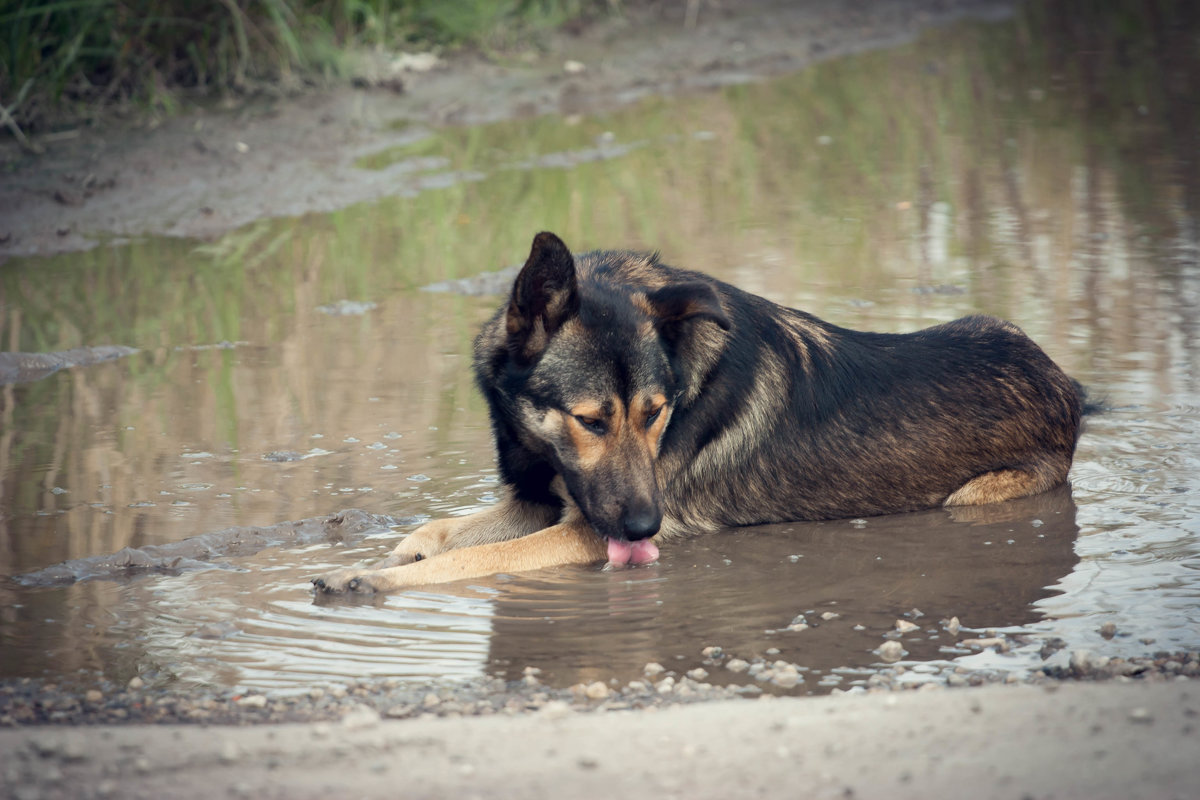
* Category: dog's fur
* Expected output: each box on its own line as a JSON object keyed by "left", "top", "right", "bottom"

{"left": 314, "top": 232, "right": 1083, "bottom": 593}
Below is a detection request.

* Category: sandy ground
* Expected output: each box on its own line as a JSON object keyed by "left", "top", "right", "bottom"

{"left": 2, "top": 681, "right": 1196, "bottom": 799}
{"left": 0, "top": 0, "right": 1014, "bottom": 261}
{"left": 5, "top": 1, "right": 1198, "bottom": 797}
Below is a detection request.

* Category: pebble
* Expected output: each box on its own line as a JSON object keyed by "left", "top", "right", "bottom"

{"left": 1100, "top": 622, "right": 1118, "bottom": 639}
{"left": 687, "top": 668, "right": 709, "bottom": 681}
{"left": 220, "top": 740, "right": 240, "bottom": 765}
{"left": 773, "top": 665, "right": 803, "bottom": 688}
{"left": 127, "top": 677, "right": 144, "bottom": 690}
{"left": 961, "top": 637, "right": 1009, "bottom": 652}
{"left": 340, "top": 704, "right": 381, "bottom": 729}
{"left": 541, "top": 700, "right": 572, "bottom": 720}
{"left": 643, "top": 662, "right": 666, "bottom": 677}
{"left": 725, "top": 658, "right": 750, "bottom": 673}
{"left": 820, "top": 611, "right": 840, "bottom": 621}
{"left": 236, "top": 695, "right": 267, "bottom": 709}
{"left": 1128, "top": 707, "right": 1154, "bottom": 724}
{"left": 84, "top": 690, "right": 103, "bottom": 704}
{"left": 877, "top": 641, "right": 905, "bottom": 663}
{"left": 584, "top": 682, "right": 609, "bottom": 701}
{"left": 895, "top": 620, "right": 920, "bottom": 634}
{"left": 945, "top": 616, "right": 961, "bottom": 635}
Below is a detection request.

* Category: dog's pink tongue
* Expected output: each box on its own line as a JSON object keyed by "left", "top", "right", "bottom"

{"left": 606, "top": 538, "right": 660, "bottom": 566}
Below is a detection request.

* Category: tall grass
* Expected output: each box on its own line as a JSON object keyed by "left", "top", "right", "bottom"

{"left": 0, "top": 0, "right": 604, "bottom": 134}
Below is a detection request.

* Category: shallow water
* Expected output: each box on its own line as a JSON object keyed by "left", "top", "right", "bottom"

{"left": 2, "top": 5, "right": 1198, "bottom": 695}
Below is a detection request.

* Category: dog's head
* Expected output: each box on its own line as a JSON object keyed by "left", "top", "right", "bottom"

{"left": 487, "top": 231, "right": 730, "bottom": 548}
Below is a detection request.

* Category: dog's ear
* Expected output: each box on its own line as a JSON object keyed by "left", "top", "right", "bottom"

{"left": 645, "top": 281, "right": 731, "bottom": 343}
{"left": 505, "top": 232, "right": 580, "bottom": 364}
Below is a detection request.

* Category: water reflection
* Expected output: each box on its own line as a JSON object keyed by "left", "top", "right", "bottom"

{"left": 485, "top": 487, "right": 1080, "bottom": 689}
{"left": 2, "top": 2, "right": 1199, "bottom": 691}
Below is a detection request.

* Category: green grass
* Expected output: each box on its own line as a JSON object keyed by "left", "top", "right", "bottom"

{"left": 0, "top": 0, "right": 607, "bottom": 136}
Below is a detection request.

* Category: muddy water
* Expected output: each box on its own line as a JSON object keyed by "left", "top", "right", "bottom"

{"left": 2, "top": 6, "right": 1198, "bottom": 695}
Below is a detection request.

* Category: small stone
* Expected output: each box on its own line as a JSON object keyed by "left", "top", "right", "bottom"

{"left": 773, "top": 665, "right": 802, "bottom": 688}
{"left": 422, "top": 693, "right": 441, "bottom": 708}
{"left": 584, "top": 682, "right": 609, "bottom": 701}
{"left": 1070, "top": 650, "right": 1096, "bottom": 675}
{"left": 701, "top": 646, "right": 722, "bottom": 659}
{"left": 127, "top": 676, "right": 144, "bottom": 690}
{"left": 820, "top": 611, "right": 840, "bottom": 621}
{"left": 877, "top": 641, "right": 905, "bottom": 663}
{"left": 236, "top": 695, "right": 267, "bottom": 709}
{"left": 895, "top": 620, "right": 920, "bottom": 634}
{"left": 644, "top": 662, "right": 665, "bottom": 677}
{"left": 541, "top": 701, "right": 572, "bottom": 720}
{"left": 1128, "top": 707, "right": 1154, "bottom": 724}
{"left": 945, "top": 617, "right": 961, "bottom": 635}
{"left": 725, "top": 658, "right": 750, "bottom": 673}
{"left": 84, "top": 689, "right": 103, "bottom": 704}
{"left": 563, "top": 60, "right": 586, "bottom": 74}
{"left": 341, "top": 704, "right": 381, "bottom": 729}
{"left": 1099, "top": 622, "right": 1117, "bottom": 639}
{"left": 219, "top": 740, "right": 240, "bottom": 765}
{"left": 687, "top": 668, "right": 709, "bottom": 681}
{"left": 961, "top": 637, "right": 1008, "bottom": 652}
{"left": 655, "top": 677, "right": 676, "bottom": 694}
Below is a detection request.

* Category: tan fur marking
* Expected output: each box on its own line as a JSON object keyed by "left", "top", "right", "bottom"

{"left": 318, "top": 516, "right": 608, "bottom": 591}
{"left": 944, "top": 467, "right": 1063, "bottom": 507}
{"left": 589, "top": 254, "right": 670, "bottom": 289}
{"left": 630, "top": 292, "right": 655, "bottom": 317}
{"left": 632, "top": 393, "right": 670, "bottom": 457}
{"left": 565, "top": 395, "right": 624, "bottom": 469}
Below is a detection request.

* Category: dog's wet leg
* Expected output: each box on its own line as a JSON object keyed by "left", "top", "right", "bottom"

{"left": 312, "top": 520, "right": 608, "bottom": 593}
{"left": 943, "top": 458, "right": 1070, "bottom": 506}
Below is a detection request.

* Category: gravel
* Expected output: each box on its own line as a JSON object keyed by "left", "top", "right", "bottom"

{"left": 2, "top": 649, "right": 1194, "bottom": 729}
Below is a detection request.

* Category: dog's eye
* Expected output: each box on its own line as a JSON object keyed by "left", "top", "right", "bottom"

{"left": 646, "top": 406, "right": 664, "bottom": 428}
{"left": 574, "top": 415, "right": 607, "bottom": 435}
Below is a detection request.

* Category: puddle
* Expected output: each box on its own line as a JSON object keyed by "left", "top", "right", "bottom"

{"left": 2, "top": 6, "right": 1198, "bottom": 697}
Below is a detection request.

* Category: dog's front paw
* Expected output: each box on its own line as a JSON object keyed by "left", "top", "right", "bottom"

{"left": 311, "top": 569, "right": 381, "bottom": 594}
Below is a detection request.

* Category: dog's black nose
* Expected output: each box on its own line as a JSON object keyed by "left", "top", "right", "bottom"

{"left": 621, "top": 508, "right": 661, "bottom": 540}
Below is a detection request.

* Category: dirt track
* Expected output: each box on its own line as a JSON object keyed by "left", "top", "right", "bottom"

{"left": 3, "top": 681, "right": 1196, "bottom": 800}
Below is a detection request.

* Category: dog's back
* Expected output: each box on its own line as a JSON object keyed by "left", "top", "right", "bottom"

{"left": 568, "top": 249, "right": 1082, "bottom": 534}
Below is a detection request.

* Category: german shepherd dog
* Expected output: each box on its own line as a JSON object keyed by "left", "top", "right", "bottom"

{"left": 313, "top": 232, "right": 1083, "bottom": 593}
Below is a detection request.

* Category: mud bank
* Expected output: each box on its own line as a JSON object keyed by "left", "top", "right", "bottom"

{"left": 0, "top": 0, "right": 1013, "bottom": 261}
{"left": 2, "top": 681, "right": 1196, "bottom": 800}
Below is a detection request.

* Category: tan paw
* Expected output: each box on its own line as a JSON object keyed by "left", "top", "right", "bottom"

{"left": 311, "top": 569, "right": 382, "bottom": 594}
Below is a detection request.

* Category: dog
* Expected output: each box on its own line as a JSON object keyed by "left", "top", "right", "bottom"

{"left": 313, "top": 231, "right": 1083, "bottom": 593}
